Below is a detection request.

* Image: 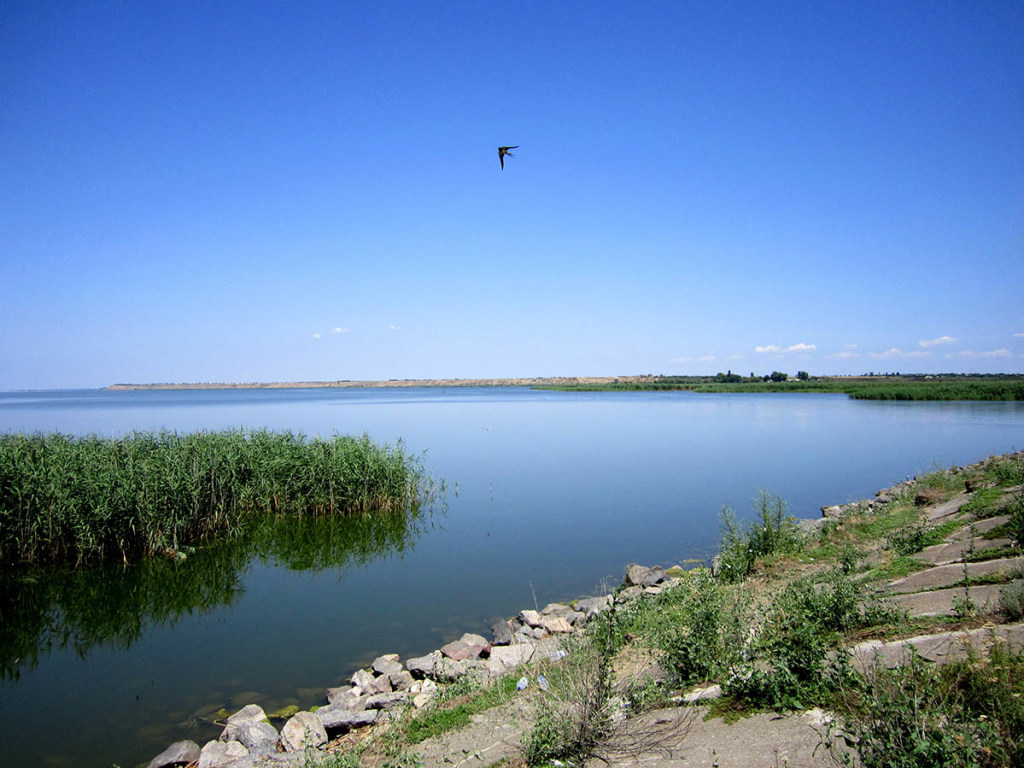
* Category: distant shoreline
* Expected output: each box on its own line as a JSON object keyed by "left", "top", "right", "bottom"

{"left": 105, "top": 376, "right": 642, "bottom": 391}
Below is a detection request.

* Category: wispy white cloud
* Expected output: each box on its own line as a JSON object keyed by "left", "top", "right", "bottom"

{"left": 388, "top": 324, "right": 401, "bottom": 332}
{"left": 1015, "top": 332, "right": 1024, "bottom": 339}
{"left": 785, "top": 343, "right": 817, "bottom": 353}
{"left": 919, "top": 335, "right": 957, "bottom": 348}
{"left": 755, "top": 344, "right": 781, "bottom": 354}
{"left": 330, "top": 327, "right": 351, "bottom": 334}
{"left": 945, "top": 348, "right": 1012, "bottom": 359}
{"left": 312, "top": 333, "right": 322, "bottom": 340}
{"left": 868, "top": 348, "right": 931, "bottom": 360}
{"left": 827, "top": 351, "right": 860, "bottom": 360}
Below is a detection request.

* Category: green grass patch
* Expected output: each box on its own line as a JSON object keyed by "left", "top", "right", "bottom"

{"left": 860, "top": 555, "right": 929, "bottom": 584}
{"left": 848, "top": 505, "right": 922, "bottom": 543}
{"left": 960, "top": 487, "right": 1008, "bottom": 518}
{"left": 401, "top": 674, "right": 520, "bottom": 744}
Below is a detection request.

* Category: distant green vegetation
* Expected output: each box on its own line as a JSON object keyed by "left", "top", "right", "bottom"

{"left": 0, "top": 430, "right": 436, "bottom": 567}
{"left": 539, "top": 373, "right": 1024, "bottom": 400}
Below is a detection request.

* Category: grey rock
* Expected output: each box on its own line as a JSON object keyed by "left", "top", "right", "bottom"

{"left": 541, "top": 602, "right": 572, "bottom": 616}
{"left": 372, "top": 654, "right": 403, "bottom": 677}
{"left": 575, "top": 596, "right": 612, "bottom": 617}
{"left": 642, "top": 567, "right": 667, "bottom": 587}
{"left": 221, "top": 720, "right": 279, "bottom": 756}
{"left": 616, "top": 585, "right": 643, "bottom": 602}
{"left": 280, "top": 711, "right": 327, "bottom": 753}
{"left": 519, "top": 609, "right": 543, "bottom": 627}
{"left": 198, "top": 740, "right": 249, "bottom": 768}
{"left": 405, "top": 651, "right": 443, "bottom": 678}
{"left": 364, "top": 691, "right": 409, "bottom": 710}
{"left": 326, "top": 687, "right": 364, "bottom": 710}
{"left": 148, "top": 740, "right": 202, "bottom": 768}
{"left": 625, "top": 564, "right": 650, "bottom": 586}
{"left": 821, "top": 505, "right": 843, "bottom": 519}
{"left": 539, "top": 615, "right": 573, "bottom": 634}
{"left": 491, "top": 619, "right": 515, "bottom": 645}
{"left": 404, "top": 651, "right": 468, "bottom": 681}
{"left": 326, "top": 686, "right": 354, "bottom": 704}
{"left": 316, "top": 704, "right": 378, "bottom": 732}
{"left": 389, "top": 670, "right": 416, "bottom": 691}
{"left": 350, "top": 668, "right": 375, "bottom": 689}
{"left": 487, "top": 643, "right": 536, "bottom": 676}
{"left": 226, "top": 704, "right": 268, "bottom": 727}
{"left": 364, "top": 673, "right": 393, "bottom": 695}
{"left": 441, "top": 639, "right": 480, "bottom": 661}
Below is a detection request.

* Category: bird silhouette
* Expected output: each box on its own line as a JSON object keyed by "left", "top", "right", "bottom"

{"left": 498, "top": 145, "right": 518, "bottom": 170}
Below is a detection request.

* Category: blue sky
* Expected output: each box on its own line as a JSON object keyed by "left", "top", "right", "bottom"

{"left": 2, "top": 1, "right": 1022, "bottom": 389}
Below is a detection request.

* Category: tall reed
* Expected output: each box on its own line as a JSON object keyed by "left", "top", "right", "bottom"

{"left": 0, "top": 430, "right": 433, "bottom": 566}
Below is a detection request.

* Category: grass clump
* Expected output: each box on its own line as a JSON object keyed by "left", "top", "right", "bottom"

{"left": 0, "top": 430, "right": 436, "bottom": 566}
{"left": 724, "top": 570, "right": 900, "bottom": 712}
{"left": 830, "top": 646, "right": 1024, "bottom": 768}
{"left": 522, "top": 616, "right": 616, "bottom": 766}
{"left": 401, "top": 674, "right": 519, "bottom": 745}
{"left": 716, "top": 491, "right": 803, "bottom": 582}
{"left": 631, "top": 569, "right": 750, "bottom": 686}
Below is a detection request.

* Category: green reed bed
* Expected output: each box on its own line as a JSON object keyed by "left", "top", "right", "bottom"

{"left": 0, "top": 430, "right": 434, "bottom": 566}
{"left": 541, "top": 375, "right": 1024, "bottom": 400}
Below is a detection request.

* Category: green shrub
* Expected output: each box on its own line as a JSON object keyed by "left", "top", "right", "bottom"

{"left": 999, "top": 578, "right": 1024, "bottom": 621}
{"left": 832, "top": 647, "right": 1024, "bottom": 768}
{"left": 522, "top": 618, "right": 614, "bottom": 766}
{"left": 725, "top": 570, "right": 895, "bottom": 711}
{"left": 717, "top": 491, "right": 803, "bottom": 582}
{"left": 647, "top": 570, "right": 750, "bottom": 685}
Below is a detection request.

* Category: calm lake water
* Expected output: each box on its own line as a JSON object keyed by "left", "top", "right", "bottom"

{"left": 1, "top": 386, "right": 1023, "bottom": 767}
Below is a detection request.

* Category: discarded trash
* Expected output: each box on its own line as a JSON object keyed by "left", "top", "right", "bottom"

{"left": 516, "top": 676, "right": 529, "bottom": 691}
{"left": 537, "top": 674, "right": 550, "bottom": 691}
{"left": 548, "top": 649, "right": 568, "bottom": 661}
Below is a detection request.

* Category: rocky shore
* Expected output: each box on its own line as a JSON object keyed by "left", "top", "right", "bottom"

{"left": 147, "top": 571, "right": 677, "bottom": 768}
{"left": 144, "top": 451, "right": 1024, "bottom": 768}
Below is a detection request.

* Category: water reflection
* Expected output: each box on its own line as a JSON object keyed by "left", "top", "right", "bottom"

{"left": 0, "top": 506, "right": 433, "bottom": 681}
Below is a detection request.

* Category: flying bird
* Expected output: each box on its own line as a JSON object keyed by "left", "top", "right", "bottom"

{"left": 498, "top": 145, "right": 518, "bottom": 170}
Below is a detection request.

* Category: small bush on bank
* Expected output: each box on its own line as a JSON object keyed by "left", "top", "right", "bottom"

{"left": 643, "top": 569, "right": 751, "bottom": 686}
{"left": 724, "top": 570, "right": 902, "bottom": 712}
{"left": 831, "top": 646, "right": 1024, "bottom": 768}
{"left": 717, "top": 491, "right": 803, "bottom": 582}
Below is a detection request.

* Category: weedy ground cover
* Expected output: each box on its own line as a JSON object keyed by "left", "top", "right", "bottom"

{"left": 0, "top": 430, "right": 435, "bottom": 566}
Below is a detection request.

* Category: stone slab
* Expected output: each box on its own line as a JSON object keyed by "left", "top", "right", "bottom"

{"left": 890, "top": 583, "right": 1004, "bottom": 617}
{"left": 947, "top": 515, "right": 1010, "bottom": 540}
{"left": 886, "top": 556, "right": 1024, "bottom": 594}
{"left": 851, "top": 622, "right": 1024, "bottom": 672}
{"left": 917, "top": 538, "right": 1013, "bottom": 565}
{"left": 924, "top": 493, "right": 968, "bottom": 521}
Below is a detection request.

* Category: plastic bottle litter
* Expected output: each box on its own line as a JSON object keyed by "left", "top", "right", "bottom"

{"left": 516, "top": 676, "right": 529, "bottom": 691}
{"left": 548, "top": 649, "right": 568, "bottom": 661}
{"left": 537, "top": 674, "right": 550, "bottom": 691}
